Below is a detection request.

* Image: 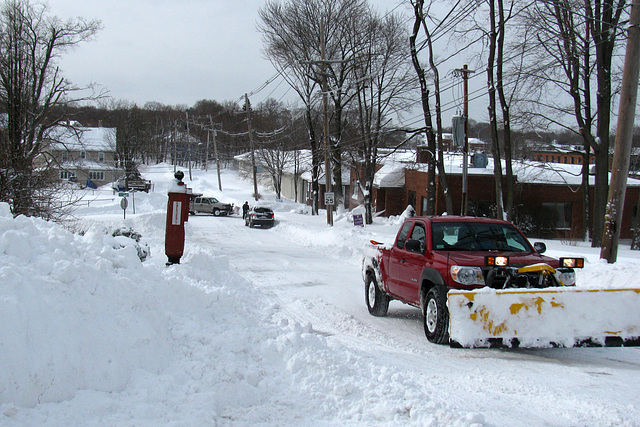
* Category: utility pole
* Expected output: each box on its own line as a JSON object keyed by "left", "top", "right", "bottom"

{"left": 209, "top": 115, "right": 223, "bottom": 191}
{"left": 185, "top": 110, "right": 192, "bottom": 181}
{"left": 454, "top": 64, "right": 474, "bottom": 215}
{"left": 245, "top": 93, "right": 259, "bottom": 201}
{"left": 172, "top": 120, "right": 177, "bottom": 174}
{"left": 205, "top": 123, "right": 210, "bottom": 172}
{"left": 600, "top": 0, "right": 640, "bottom": 263}
{"left": 301, "top": 23, "right": 347, "bottom": 226}
{"left": 320, "top": 26, "right": 333, "bottom": 226}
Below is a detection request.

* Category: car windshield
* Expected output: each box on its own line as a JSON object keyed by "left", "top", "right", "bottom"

{"left": 432, "top": 222, "right": 531, "bottom": 252}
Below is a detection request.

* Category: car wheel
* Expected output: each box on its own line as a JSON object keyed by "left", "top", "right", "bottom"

{"left": 365, "top": 273, "right": 389, "bottom": 316}
{"left": 249, "top": 220, "right": 254, "bottom": 228}
{"left": 423, "top": 287, "right": 449, "bottom": 344}
{"left": 213, "top": 209, "right": 221, "bottom": 216}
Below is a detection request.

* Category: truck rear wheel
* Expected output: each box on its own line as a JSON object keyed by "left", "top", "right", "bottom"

{"left": 365, "top": 273, "right": 389, "bottom": 316}
{"left": 424, "top": 287, "right": 449, "bottom": 344}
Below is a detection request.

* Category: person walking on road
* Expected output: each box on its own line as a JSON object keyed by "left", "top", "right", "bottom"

{"left": 242, "top": 201, "right": 249, "bottom": 220}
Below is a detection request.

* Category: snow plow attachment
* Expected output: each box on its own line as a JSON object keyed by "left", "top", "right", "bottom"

{"left": 448, "top": 288, "right": 640, "bottom": 348}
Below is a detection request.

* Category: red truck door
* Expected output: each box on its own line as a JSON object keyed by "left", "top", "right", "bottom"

{"left": 388, "top": 220, "right": 429, "bottom": 305}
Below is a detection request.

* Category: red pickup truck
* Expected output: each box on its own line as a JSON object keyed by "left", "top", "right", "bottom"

{"left": 362, "top": 216, "right": 583, "bottom": 345}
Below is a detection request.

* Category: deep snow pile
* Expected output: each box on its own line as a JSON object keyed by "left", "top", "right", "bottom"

{"left": 0, "top": 198, "right": 482, "bottom": 425}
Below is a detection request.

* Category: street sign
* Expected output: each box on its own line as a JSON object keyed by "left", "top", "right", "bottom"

{"left": 120, "top": 197, "right": 129, "bottom": 210}
{"left": 118, "top": 192, "right": 129, "bottom": 197}
{"left": 324, "top": 192, "right": 335, "bottom": 206}
{"left": 353, "top": 213, "right": 364, "bottom": 227}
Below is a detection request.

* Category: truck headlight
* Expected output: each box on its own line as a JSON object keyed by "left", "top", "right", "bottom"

{"left": 555, "top": 269, "right": 576, "bottom": 286}
{"left": 559, "top": 258, "right": 584, "bottom": 268}
{"left": 451, "top": 266, "right": 485, "bottom": 286}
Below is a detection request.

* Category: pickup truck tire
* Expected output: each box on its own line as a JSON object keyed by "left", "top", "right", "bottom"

{"left": 365, "top": 273, "right": 389, "bottom": 316}
{"left": 423, "top": 287, "right": 449, "bottom": 344}
{"left": 213, "top": 208, "right": 221, "bottom": 216}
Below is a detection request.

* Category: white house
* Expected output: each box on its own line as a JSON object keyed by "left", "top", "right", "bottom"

{"left": 47, "top": 125, "right": 120, "bottom": 188}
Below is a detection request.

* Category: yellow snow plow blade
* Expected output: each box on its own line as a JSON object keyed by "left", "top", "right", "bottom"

{"left": 448, "top": 288, "right": 640, "bottom": 348}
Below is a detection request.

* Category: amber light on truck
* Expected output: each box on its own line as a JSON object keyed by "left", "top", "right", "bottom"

{"left": 486, "top": 256, "right": 509, "bottom": 267}
{"left": 450, "top": 266, "right": 485, "bottom": 286}
{"left": 559, "top": 258, "right": 584, "bottom": 268}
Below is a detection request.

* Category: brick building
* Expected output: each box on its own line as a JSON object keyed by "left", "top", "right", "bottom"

{"left": 349, "top": 150, "right": 640, "bottom": 239}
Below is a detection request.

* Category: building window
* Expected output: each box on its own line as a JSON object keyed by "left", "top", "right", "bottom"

{"left": 61, "top": 152, "right": 69, "bottom": 162}
{"left": 541, "top": 202, "right": 572, "bottom": 229}
{"left": 60, "top": 170, "right": 76, "bottom": 181}
{"left": 352, "top": 180, "right": 359, "bottom": 198}
{"left": 88, "top": 171, "right": 105, "bottom": 181}
{"left": 98, "top": 152, "right": 105, "bottom": 162}
{"left": 421, "top": 196, "right": 428, "bottom": 215}
{"left": 80, "top": 151, "right": 86, "bottom": 160}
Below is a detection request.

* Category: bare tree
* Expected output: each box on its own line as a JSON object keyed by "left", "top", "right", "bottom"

{"left": 522, "top": 0, "right": 628, "bottom": 246}
{"left": 349, "top": 10, "right": 415, "bottom": 224}
{"left": 255, "top": 144, "right": 294, "bottom": 200}
{"left": 0, "top": 0, "right": 101, "bottom": 218}
{"left": 410, "top": 0, "right": 454, "bottom": 215}
{"left": 258, "top": 0, "right": 325, "bottom": 214}
{"left": 259, "top": 0, "right": 369, "bottom": 212}
{"left": 409, "top": 0, "right": 438, "bottom": 214}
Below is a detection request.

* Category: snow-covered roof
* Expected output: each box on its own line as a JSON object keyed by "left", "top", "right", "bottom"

{"left": 49, "top": 126, "right": 117, "bottom": 152}
{"left": 373, "top": 150, "right": 640, "bottom": 188}
{"left": 58, "top": 160, "right": 118, "bottom": 171}
{"left": 373, "top": 162, "right": 406, "bottom": 188}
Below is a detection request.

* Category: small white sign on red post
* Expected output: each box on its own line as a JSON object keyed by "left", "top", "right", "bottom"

{"left": 171, "top": 201, "right": 182, "bottom": 225}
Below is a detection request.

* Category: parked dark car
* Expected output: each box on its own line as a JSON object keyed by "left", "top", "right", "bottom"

{"left": 245, "top": 206, "right": 275, "bottom": 228}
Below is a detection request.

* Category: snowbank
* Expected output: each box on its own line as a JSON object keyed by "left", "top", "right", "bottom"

{"left": 1, "top": 201, "right": 485, "bottom": 425}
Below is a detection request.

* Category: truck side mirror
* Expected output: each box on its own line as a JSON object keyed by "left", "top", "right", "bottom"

{"left": 405, "top": 239, "right": 423, "bottom": 253}
{"left": 533, "top": 242, "right": 546, "bottom": 253}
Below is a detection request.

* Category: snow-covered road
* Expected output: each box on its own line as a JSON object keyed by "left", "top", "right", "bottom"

{"left": 189, "top": 207, "right": 640, "bottom": 426}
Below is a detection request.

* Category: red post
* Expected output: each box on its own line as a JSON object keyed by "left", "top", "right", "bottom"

{"left": 165, "top": 171, "right": 190, "bottom": 265}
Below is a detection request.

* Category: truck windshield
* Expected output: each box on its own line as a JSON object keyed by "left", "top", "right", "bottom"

{"left": 432, "top": 222, "right": 531, "bottom": 252}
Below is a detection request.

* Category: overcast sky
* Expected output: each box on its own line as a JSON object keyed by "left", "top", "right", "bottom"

{"left": 48, "top": 0, "right": 412, "bottom": 110}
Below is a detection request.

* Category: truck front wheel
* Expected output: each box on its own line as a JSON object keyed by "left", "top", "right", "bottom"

{"left": 424, "top": 287, "right": 449, "bottom": 344}
{"left": 365, "top": 273, "right": 389, "bottom": 316}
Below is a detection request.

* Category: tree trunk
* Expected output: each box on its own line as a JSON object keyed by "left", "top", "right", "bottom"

{"left": 487, "top": 0, "right": 504, "bottom": 219}
{"left": 410, "top": 0, "right": 437, "bottom": 215}
{"left": 422, "top": 1, "right": 453, "bottom": 215}
{"left": 496, "top": 0, "right": 514, "bottom": 221}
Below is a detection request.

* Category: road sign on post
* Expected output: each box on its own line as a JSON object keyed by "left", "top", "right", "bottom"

{"left": 324, "top": 192, "right": 335, "bottom": 206}
{"left": 120, "top": 196, "right": 128, "bottom": 219}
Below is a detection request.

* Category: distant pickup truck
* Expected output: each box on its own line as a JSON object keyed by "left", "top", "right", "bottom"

{"left": 362, "top": 216, "right": 583, "bottom": 345}
{"left": 113, "top": 175, "right": 152, "bottom": 193}
{"left": 189, "top": 195, "right": 234, "bottom": 216}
